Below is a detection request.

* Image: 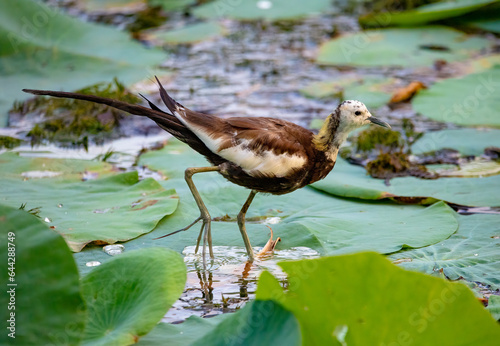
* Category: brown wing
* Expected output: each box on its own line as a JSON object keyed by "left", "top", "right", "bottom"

{"left": 221, "top": 117, "right": 314, "bottom": 157}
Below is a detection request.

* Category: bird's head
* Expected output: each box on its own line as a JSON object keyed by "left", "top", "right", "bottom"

{"left": 337, "top": 100, "right": 391, "bottom": 130}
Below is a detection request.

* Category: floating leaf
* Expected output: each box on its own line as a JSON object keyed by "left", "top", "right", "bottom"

{"left": 390, "top": 214, "right": 500, "bottom": 290}
{"left": 148, "top": 22, "right": 226, "bottom": 44}
{"left": 256, "top": 253, "right": 500, "bottom": 345}
{"left": 360, "top": 0, "right": 499, "bottom": 27}
{"left": 0, "top": 151, "right": 113, "bottom": 180}
{"left": 193, "top": 0, "right": 331, "bottom": 21}
{"left": 300, "top": 76, "right": 395, "bottom": 109}
{"left": 312, "top": 157, "right": 500, "bottom": 207}
{"left": 0, "top": 0, "right": 165, "bottom": 126}
{"left": 0, "top": 171, "right": 179, "bottom": 251}
{"left": 488, "top": 295, "right": 500, "bottom": 321}
{"left": 78, "top": 0, "right": 146, "bottom": 14}
{"left": 0, "top": 204, "right": 86, "bottom": 345}
{"left": 468, "top": 18, "right": 500, "bottom": 33}
{"left": 317, "top": 26, "right": 490, "bottom": 68}
{"left": 138, "top": 300, "right": 300, "bottom": 345}
{"left": 413, "top": 66, "right": 500, "bottom": 127}
{"left": 412, "top": 128, "right": 500, "bottom": 156}
{"left": 149, "top": 0, "right": 196, "bottom": 11}
{"left": 81, "top": 248, "right": 186, "bottom": 345}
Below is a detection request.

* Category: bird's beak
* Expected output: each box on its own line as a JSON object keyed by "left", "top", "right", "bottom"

{"left": 368, "top": 116, "right": 391, "bottom": 129}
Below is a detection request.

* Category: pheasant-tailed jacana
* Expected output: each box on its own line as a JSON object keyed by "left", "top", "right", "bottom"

{"left": 23, "top": 78, "right": 390, "bottom": 262}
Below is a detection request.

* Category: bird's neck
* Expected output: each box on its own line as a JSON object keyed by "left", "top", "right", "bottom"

{"left": 312, "top": 112, "right": 349, "bottom": 160}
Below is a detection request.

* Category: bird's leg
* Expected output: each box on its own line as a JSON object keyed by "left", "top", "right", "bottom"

{"left": 237, "top": 190, "right": 258, "bottom": 262}
{"left": 184, "top": 166, "right": 221, "bottom": 263}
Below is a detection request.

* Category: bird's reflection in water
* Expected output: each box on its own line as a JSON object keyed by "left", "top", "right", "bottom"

{"left": 163, "top": 245, "right": 319, "bottom": 323}
{"left": 192, "top": 260, "right": 254, "bottom": 305}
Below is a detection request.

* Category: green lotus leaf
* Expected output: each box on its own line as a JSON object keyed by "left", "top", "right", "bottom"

{"left": 256, "top": 252, "right": 500, "bottom": 345}
{"left": 0, "top": 171, "right": 179, "bottom": 252}
{"left": 0, "top": 0, "right": 165, "bottom": 126}
{"left": 360, "top": 0, "right": 499, "bottom": 27}
{"left": 0, "top": 151, "right": 114, "bottom": 181}
{"left": 149, "top": 0, "right": 196, "bottom": 11}
{"left": 149, "top": 22, "right": 226, "bottom": 44}
{"left": 78, "top": 0, "right": 146, "bottom": 13}
{"left": 468, "top": 18, "right": 500, "bottom": 33}
{"left": 312, "top": 157, "right": 500, "bottom": 207}
{"left": 390, "top": 214, "right": 500, "bottom": 289}
{"left": 193, "top": 0, "right": 331, "bottom": 21}
{"left": 81, "top": 248, "right": 187, "bottom": 345}
{"left": 412, "top": 128, "right": 500, "bottom": 156}
{"left": 137, "top": 300, "right": 300, "bottom": 345}
{"left": 487, "top": 295, "right": 500, "bottom": 321}
{"left": 0, "top": 204, "right": 86, "bottom": 345}
{"left": 317, "top": 26, "right": 490, "bottom": 68}
{"left": 300, "top": 76, "right": 395, "bottom": 109}
{"left": 413, "top": 66, "right": 500, "bottom": 127}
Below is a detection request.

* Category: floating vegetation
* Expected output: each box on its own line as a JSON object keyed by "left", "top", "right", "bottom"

{"left": 0, "top": 136, "right": 23, "bottom": 149}
{"left": 127, "top": 5, "right": 167, "bottom": 34}
{"left": 356, "top": 126, "right": 404, "bottom": 152}
{"left": 18, "top": 79, "right": 140, "bottom": 149}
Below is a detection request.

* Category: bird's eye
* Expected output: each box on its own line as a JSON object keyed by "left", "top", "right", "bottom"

{"left": 355, "top": 111, "right": 362, "bottom": 116}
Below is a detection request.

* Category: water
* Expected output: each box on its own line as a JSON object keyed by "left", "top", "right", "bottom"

{"left": 162, "top": 245, "right": 319, "bottom": 323}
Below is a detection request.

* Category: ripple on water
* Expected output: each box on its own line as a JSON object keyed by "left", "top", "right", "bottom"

{"left": 162, "top": 245, "right": 319, "bottom": 323}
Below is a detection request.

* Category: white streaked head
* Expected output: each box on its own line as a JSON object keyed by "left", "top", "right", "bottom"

{"left": 337, "top": 100, "right": 391, "bottom": 130}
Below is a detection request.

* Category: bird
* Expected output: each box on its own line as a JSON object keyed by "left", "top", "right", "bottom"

{"left": 23, "top": 77, "right": 390, "bottom": 262}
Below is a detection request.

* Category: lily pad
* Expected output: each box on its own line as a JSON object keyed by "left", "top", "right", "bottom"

{"left": 81, "top": 248, "right": 186, "bottom": 345}
{"left": 0, "top": 151, "right": 114, "bottom": 180}
{"left": 317, "top": 26, "right": 490, "bottom": 68}
{"left": 149, "top": 22, "right": 226, "bottom": 44}
{"left": 390, "top": 214, "right": 500, "bottom": 290}
{"left": 412, "top": 128, "right": 500, "bottom": 156}
{"left": 300, "top": 76, "right": 395, "bottom": 109}
{"left": 0, "top": 204, "right": 86, "bottom": 345}
{"left": 138, "top": 300, "right": 300, "bottom": 345}
{"left": 0, "top": 0, "right": 165, "bottom": 126}
{"left": 0, "top": 171, "right": 179, "bottom": 251}
{"left": 488, "top": 295, "right": 500, "bottom": 321}
{"left": 468, "top": 18, "right": 500, "bottom": 33}
{"left": 413, "top": 66, "right": 500, "bottom": 127}
{"left": 193, "top": 0, "right": 331, "bottom": 21}
{"left": 149, "top": 0, "right": 196, "bottom": 11}
{"left": 360, "top": 0, "right": 499, "bottom": 27}
{"left": 312, "top": 157, "right": 500, "bottom": 207}
{"left": 78, "top": 0, "right": 146, "bottom": 14}
{"left": 256, "top": 252, "right": 500, "bottom": 345}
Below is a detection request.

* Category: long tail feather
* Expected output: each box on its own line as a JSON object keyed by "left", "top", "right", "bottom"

{"left": 21, "top": 85, "right": 223, "bottom": 163}
{"left": 22, "top": 88, "right": 183, "bottom": 128}
{"left": 155, "top": 76, "right": 181, "bottom": 114}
